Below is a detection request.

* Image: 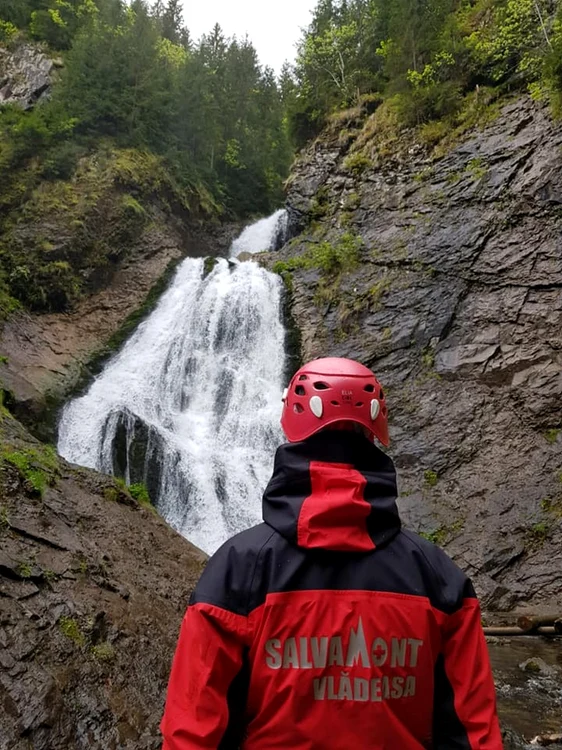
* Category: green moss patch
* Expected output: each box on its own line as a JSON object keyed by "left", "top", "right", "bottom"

{"left": 59, "top": 616, "right": 85, "bottom": 647}
{"left": 0, "top": 443, "right": 59, "bottom": 497}
{"left": 272, "top": 232, "right": 363, "bottom": 277}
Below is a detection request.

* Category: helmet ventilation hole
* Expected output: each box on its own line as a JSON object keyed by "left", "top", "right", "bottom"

{"left": 298, "top": 375, "right": 308, "bottom": 381}
{"left": 294, "top": 403, "right": 305, "bottom": 414}
{"left": 313, "top": 381, "right": 330, "bottom": 390}
{"left": 295, "top": 385, "right": 306, "bottom": 396}
{"left": 364, "top": 384, "right": 375, "bottom": 393}
{"left": 331, "top": 400, "right": 340, "bottom": 407}
{"left": 380, "top": 389, "right": 385, "bottom": 400}
{"left": 355, "top": 402, "right": 364, "bottom": 408}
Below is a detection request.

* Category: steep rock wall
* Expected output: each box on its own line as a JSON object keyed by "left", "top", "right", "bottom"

{"left": 277, "top": 97, "right": 562, "bottom": 612}
{"left": 0, "top": 411, "right": 206, "bottom": 749}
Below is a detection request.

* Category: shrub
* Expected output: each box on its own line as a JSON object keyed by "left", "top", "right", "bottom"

{"left": 129, "top": 482, "right": 153, "bottom": 508}
{"left": 343, "top": 151, "right": 372, "bottom": 176}
{"left": 59, "top": 616, "right": 85, "bottom": 646}
{"left": 8, "top": 259, "right": 82, "bottom": 312}
{"left": 0, "top": 19, "right": 18, "bottom": 44}
{"left": 41, "top": 141, "right": 84, "bottom": 180}
{"left": 273, "top": 233, "right": 363, "bottom": 278}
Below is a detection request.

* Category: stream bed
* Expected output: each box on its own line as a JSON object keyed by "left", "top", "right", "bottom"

{"left": 489, "top": 637, "right": 562, "bottom": 744}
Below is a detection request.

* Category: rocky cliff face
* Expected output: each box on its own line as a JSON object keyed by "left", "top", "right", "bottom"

{"left": 0, "top": 43, "right": 57, "bottom": 109}
{"left": 0, "top": 409, "right": 206, "bottom": 749}
{"left": 277, "top": 97, "right": 562, "bottom": 612}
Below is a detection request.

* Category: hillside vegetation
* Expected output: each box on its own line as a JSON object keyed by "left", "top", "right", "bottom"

{"left": 0, "top": 0, "right": 292, "bottom": 314}
{"left": 2, "top": 0, "right": 562, "bottom": 322}
{"left": 284, "top": 0, "right": 562, "bottom": 144}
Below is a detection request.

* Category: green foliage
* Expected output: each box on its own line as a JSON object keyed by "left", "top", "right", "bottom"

{"left": 424, "top": 469, "right": 439, "bottom": 487}
{"left": 6, "top": 260, "right": 82, "bottom": 312}
{"left": 544, "top": 428, "right": 561, "bottom": 444}
{"left": 0, "top": 390, "right": 10, "bottom": 420}
{"left": 42, "top": 568, "right": 59, "bottom": 583}
{"left": 368, "top": 277, "right": 391, "bottom": 309}
{"left": 41, "top": 140, "right": 85, "bottom": 180}
{"left": 541, "top": 496, "right": 562, "bottom": 518}
{"left": 0, "top": 18, "right": 18, "bottom": 43}
{"left": 0, "top": 444, "right": 58, "bottom": 497}
{"left": 120, "top": 193, "right": 146, "bottom": 220}
{"left": 23, "top": 0, "right": 98, "bottom": 49}
{"left": 530, "top": 521, "right": 550, "bottom": 541}
{"left": 59, "top": 615, "right": 85, "bottom": 646}
{"left": 273, "top": 232, "right": 363, "bottom": 277}
{"left": 278, "top": 269, "right": 294, "bottom": 295}
{"left": 203, "top": 257, "right": 219, "bottom": 277}
{"left": 103, "top": 476, "right": 155, "bottom": 511}
{"left": 17, "top": 561, "right": 33, "bottom": 578}
{"left": 291, "top": 0, "right": 562, "bottom": 141}
{"left": 0, "top": 278, "right": 20, "bottom": 321}
{"left": 543, "top": 10, "right": 562, "bottom": 114}
{"left": 309, "top": 186, "right": 331, "bottom": 220}
{"left": 343, "top": 191, "right": 361, "bottom": 210}
{"left": 129, "top": 482, "right": 153, "bottom": 508}
{"left": 0, "top": 3, "right": 293, "bottom": 320}
{"left": 418, "top": 121, "right": 448, "bottom": 147}
{"left": 419, "top": 518, "right": 463, "bottom": 545}
{"left": 91, "top": 642, "right": 116, "bottom": 662}
{"left": 343, "top": 151, "right": 372, "bottom": 175}
{"left": 422, "top": 345, "right": 436, "bottom": 370}
{"left": 420, "top": 527, "right": 447, "bottom": 545}
{"left": 463, "top": 0, "right": 543, "bottom": 83}
{"left": 466, "top": 157, "right": 488, "bottom": 180}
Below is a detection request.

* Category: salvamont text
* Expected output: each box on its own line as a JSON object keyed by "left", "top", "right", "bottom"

{"left": 264, "top": 617, "right": 424, "bottom": 703}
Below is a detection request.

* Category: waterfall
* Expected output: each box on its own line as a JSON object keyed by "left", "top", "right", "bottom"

{"left": 231, "top": 209, "right": 288, "bottom": 257}
{"left": 58, "top": 215, "right": 287, "bottom": 554}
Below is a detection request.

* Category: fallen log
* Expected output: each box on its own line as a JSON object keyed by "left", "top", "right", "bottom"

{"left": 516, "top": 615, "right": 562, "bottom": 632}
{"left": 484, "top": 626, "right": 558, "bottom": 637}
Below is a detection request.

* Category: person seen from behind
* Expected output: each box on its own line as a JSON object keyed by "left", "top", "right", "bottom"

{"left": 161, "top": 357, "right": 503, "bottom": 749}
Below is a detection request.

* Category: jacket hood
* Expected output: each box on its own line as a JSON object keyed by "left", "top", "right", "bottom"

{"left": 263, "top": 431, "right": 400, "bottom": 552}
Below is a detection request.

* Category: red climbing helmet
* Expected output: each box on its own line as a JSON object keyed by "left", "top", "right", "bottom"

{"left": 281, "top": 357, "right": 389, "bottom": 446}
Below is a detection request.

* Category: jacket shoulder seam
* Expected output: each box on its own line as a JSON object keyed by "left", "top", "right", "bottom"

{"left": 246, "top": 528, "right": 277, "bottom": 616}
{"left": 401, "top": 530, "right": 466, "bottom": 614}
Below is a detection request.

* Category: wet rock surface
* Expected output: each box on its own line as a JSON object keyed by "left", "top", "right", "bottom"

{"left": 0, "top": 43, "right": 56, "bottom": 109}
{"left": 0, "top": 413, "right": 207, "bottom": 749}
{"left": 276, "top": 97, "right": 562, "bottom": 612}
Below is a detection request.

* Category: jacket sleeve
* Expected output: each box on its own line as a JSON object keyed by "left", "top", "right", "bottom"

{"left": 161, "top": 602, "right": 249, "bottom": 750}
{"left": 433, "top": 584, "right": 503, "bottom": 750}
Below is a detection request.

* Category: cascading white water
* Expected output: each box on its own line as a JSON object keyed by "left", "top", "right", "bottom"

{"left": 231, "top": 209, "right": 288, "bottom": 257}
{"left": 58, "top": 215, "right": 288, "bottom": 554}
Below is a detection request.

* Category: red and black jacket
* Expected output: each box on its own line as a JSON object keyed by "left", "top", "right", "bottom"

{"left": 161, "top": 432, "right": 502, "bottom": 749}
